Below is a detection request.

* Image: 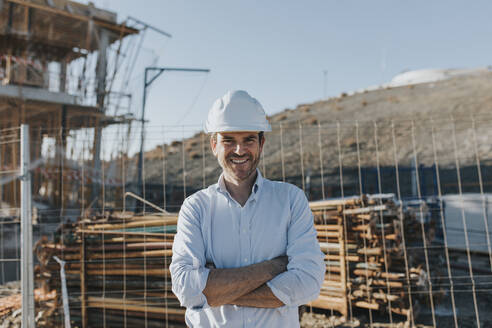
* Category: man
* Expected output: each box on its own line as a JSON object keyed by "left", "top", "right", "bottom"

{"left": 170, "top": 90, "right": 325, "bottom": 327}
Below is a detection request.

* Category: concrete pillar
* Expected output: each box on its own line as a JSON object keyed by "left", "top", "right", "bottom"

{"left": 92, "top": 28, "right": 110, "bottom": 206}
{"left": 60, "top": 60, "right": 67, "bottom": 93}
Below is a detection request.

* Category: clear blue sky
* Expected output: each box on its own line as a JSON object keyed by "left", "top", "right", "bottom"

{"left": 85, "top": 0, "right": 492, "bottom": 137}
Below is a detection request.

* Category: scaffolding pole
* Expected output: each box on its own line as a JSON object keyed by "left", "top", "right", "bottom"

{"left": 21, "top": 124, "right": 35, "bottom": 327}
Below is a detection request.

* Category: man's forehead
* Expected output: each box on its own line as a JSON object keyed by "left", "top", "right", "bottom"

{"left": 218, "top": 132, "right": 259, "bottom": 139}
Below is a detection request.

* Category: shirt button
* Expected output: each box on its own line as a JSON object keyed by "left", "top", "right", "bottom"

{"left": 244, "top": 258, "right": 248, "bottom": 262}
{"left": 248, "top": 318, "right": 252, "bottom": 323}
{"left": 242, "top": 228, "right": 247, "bottom": 233}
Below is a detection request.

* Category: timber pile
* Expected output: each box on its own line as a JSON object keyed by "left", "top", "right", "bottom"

{"left": 33, "top": 195, "right": 438, "bottom": 327}
{"left": 0, "top": 281, "right": 55, "bottom": 327}
{"left": 0, "top": 281, "right": 21, "bottom": 327}
{"left": 35, "top": 211, "right": 185, "bottom": 328}
{"left": 308, "top": 195, "right": 436, "bottom": 322}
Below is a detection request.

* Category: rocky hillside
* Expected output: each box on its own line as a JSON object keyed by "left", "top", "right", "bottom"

{"left": 128, "top": 70, "right": 492, "bottom": 196}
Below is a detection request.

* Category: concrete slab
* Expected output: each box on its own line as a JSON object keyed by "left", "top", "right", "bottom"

{"left": 0, "top": 84, "right": 80, "bottom": 105}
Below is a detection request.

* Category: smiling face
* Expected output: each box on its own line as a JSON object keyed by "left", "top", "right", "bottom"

{"left": 211, "top": 131, "right": 265, "bottom": 184}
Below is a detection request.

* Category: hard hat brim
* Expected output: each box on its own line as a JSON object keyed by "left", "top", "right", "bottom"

{"left": 204, "top": 123, "right": 272, "bottom": 133}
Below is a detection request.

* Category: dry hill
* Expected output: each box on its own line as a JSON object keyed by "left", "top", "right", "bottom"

{"left": 129, "top": 70, "right": 492, "bottom": 202}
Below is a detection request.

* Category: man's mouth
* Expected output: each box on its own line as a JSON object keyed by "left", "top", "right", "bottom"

{"left": 230, "top": 157, "right": 249, "bottom": 164}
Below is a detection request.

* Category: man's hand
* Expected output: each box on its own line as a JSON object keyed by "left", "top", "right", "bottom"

{"left": 265, "top": 255, "right": 288, "bottom": 277}
{"left": 202, "top": 255, "right": 288, "bottom": 307}
{"left": 228, "top": 284, "right": 285, "bottom": 308}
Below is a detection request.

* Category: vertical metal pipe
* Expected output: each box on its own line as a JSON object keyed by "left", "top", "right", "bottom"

{"left": 20, "top": 124, "right": 34, "bottom": 327}
{"left": 137, "top": 68, "right": 149, "bottom": 205}
{"left": 299, "top": 122, "right": 305, "bottom": 192}
{"left": 182, "top": 126, "right": 186, "bottom": 200}
{"left": 279, "top": 123, "right": 285, "bottom": 182}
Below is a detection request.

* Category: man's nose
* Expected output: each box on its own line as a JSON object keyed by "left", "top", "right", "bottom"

{"left": 233, "top": 143, "right": 246, "bottom": 155}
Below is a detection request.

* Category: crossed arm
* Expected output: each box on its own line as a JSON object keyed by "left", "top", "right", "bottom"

{"left": 202, "top": 256, "right": 288, "bottom": 308}
{"left": 170, "top": 189, "right": 325, "bottom": 310}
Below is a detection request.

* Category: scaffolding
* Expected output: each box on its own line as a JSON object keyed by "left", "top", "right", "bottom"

{"left": 0, "top": 0, "right": 139, "bottom": 210}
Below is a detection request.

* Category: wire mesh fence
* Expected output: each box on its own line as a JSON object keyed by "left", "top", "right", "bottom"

{"left": 0, "top": 126, "right": 22, "bottom": 325}
{"left": 0, "top": 126, "right": 21, "bottom": 285}
{"left": 1, "top": 115, "right": 492, "bottom": 327}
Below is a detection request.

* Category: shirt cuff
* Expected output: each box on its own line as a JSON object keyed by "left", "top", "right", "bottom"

{"left": 266, "top": 280, "right": 291, "bottom": 315}
{"left": 184, "top": 266, "right": 211, "bottom": 310}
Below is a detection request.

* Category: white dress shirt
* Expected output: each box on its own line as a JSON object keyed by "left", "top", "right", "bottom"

{"left": 170, "top": 170, "right": 325, "bottom": 327}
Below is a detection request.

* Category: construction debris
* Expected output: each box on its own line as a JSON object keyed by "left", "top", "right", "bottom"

{"left": 0, "top": 282, "right": 21, "bottom": 326}
{"left": 0, "top": 281, "right": 55, "bottom": 327}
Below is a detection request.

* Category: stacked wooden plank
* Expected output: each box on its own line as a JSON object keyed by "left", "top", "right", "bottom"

{"left": 308, "top": 195, "right": 434, "bottom": 321}
{"left": 35, "top": 211, "right": 186, "bottom": 328}
{"left": 34, "top": 194, "right": 436, "bottom": 326}
{"left": 308, "top": 199, "right": 349, "bottom": 317}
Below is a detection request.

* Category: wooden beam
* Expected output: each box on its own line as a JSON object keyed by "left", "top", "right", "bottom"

{"left": 6, "top": 0, "right": 138, "bottom": 35}
{"left": 61, "top": 249, "right": 173, "bottom": 261}
{"left": 87, "top": 297, "right": 185, "bottom": 315}
{"left": 78, "top": 229, "right": 174, "bottom": 238}
{"left": 22, "top": 107, "right": 49, "bottom": 120}
{"left": 88, "top": 217, "right": 178, "bottom": 230}
{"left": 307, "top": 295, "right": 346, "bottom": 314}
{"left": 67, "top": 268, "right": 170, "bottom": 276}
{"left": 0, "top": 104, "right": 12, "bottom": 115}
{"left": 338, "top": 224, "right": 348, "bottom": 317}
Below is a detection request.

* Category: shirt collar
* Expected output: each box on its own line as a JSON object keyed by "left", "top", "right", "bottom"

{"left": 217, "top": 169, "right": 264, "bottom": 201}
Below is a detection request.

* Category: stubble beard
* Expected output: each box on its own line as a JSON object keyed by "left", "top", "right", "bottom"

{"left": 220, "top": 153, "right": 260, "bottom": 183}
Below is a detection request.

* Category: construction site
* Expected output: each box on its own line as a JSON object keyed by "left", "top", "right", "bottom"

{"left": 1, "top": 0, "right": 492, "bottom": 327}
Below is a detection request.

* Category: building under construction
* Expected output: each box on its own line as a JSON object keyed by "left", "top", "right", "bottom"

{"left": 0, "top": 0, "right": 138, "bottom": 210}
{"left": 1, "top": 1, "right": 492, "bottom": 327}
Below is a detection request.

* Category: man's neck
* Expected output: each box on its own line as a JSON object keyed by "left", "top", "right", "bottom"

{"left": 223, "top": 171, "right": 257, "bottom": 207}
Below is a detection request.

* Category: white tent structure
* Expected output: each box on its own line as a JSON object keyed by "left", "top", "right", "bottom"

{"left": 388, "top": 67, "right": 492, "bottom": 87}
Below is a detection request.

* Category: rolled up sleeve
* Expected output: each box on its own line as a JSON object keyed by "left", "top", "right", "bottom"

{"left": 266, "top": 187, "right": 325, "bottom": 307}
{"left": 170, "top": 198, "right": 211, "bottom": 309}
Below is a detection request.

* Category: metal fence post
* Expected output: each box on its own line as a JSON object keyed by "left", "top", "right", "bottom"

{"left": 21, "top": 124, "right": 35, "bottom": 327}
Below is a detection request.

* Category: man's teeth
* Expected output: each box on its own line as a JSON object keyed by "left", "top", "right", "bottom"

{"left": 231, "top": 158, "right": 248, "bottom": 164}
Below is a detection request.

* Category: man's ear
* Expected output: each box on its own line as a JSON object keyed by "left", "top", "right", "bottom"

{"left": 210, "top": 135, "right": 218, "bottom": 157}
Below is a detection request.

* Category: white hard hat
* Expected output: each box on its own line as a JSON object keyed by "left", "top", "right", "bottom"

{"left": 204, "top": 90, "right": 272, "bottom": 133}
